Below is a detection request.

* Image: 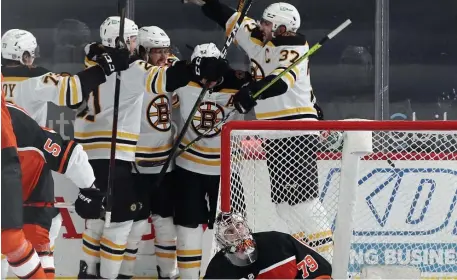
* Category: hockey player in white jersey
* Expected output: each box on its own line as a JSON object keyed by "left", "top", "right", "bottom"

{"left": 76, "top": 17, "right": 230, "bottom": 279}
{"left": 173, "top": 43, "right": 251, "bottom": 279}
{"left": 118, "top": 26, "right": 183, "bottom": 279}
{"left": 1, "top": 28, "right": 128, "bottom": 279}
{"left": 1, "top": 29, "right": 129, "bottom": 126}
{"left": 187, "top": 0, "right": 334, "bottom": 262}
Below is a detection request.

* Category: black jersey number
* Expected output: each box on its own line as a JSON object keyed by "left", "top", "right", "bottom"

{"left": 279, "top": 50, "right": 300, "bottom": 64}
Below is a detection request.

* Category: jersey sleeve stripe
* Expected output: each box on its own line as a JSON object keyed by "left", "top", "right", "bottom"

{"left": 70, "top": 77, "right": 79, "bottom": 105}
{"left": 58, "top": 77, "right": 68, "bottom": 106}
{"left": 57, "top": 140, "right": 76, "bottom": 173}
{"left": 258, "top": 256, "right": 296, "bottom": 275}
{"left": 256, "top": 106, "right": 317, "bottom": 120}
{"left": 84, "top": 57, "right": 97, "bottom": 68}
{"left": 147, "top": 68, "right": 160, "bottom": 94}
{"left": 225, "top": 12, "right": 240, "bottom": 37}
{"left": 155, "top": 68, "right": 166, "bottom": 94}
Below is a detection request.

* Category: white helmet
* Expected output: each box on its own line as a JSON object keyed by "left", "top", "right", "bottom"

{"left": 138, "top": 26, "right": 170, "bottom": 49}
{"left": 100, "top": 16, "right": 138, "bottom": 48}
{"left": 1, "top": 29, "right": 38, "bottom": 64}
{"left": 262, "top": 2, "right": 301, "bottom": 33}
{"left": 191, "top": 43, "right": 221, "bottom": 61}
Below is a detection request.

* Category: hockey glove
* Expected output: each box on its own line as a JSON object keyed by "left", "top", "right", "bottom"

{"left": 95, "top": 48, "right": 130, "bottom": 76}
{"left": 193, "top": 56, "right": 229, "bottom": 83}
{"left": 75, "top": 185, "right": 105, "bottom": 220}
{"left": 233, "top": 85, "right": 257, "bottom": 114}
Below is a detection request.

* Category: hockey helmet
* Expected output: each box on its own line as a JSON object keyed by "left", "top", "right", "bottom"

{"left": 138, "top": 26, "right": 170, "bottom": 49}
{"left": 262, "top": 2, "right": 301, "bottom": 33}
{"left": 215, "top": 212, "right": 258, "bottom": 266}
{"left": 99, "top": 16, "right": 138, "bottom": 48}
{"left": 1, "top": 29, "right": 38, "bottom": 65}
{"left": 190, "top": 43, "right": 221, "bottom": 61}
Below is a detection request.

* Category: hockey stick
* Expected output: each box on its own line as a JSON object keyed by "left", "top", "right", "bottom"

{"left": 154, "top": 0, "right": 254, "bottom": 185}
{"left": 176, "top": 19, "right": 352, "bottom": 156}
{"left": 105, "top": 0, "right": 128, "bottom": 228}
{"left": 24, "top": 202, "right": 75, "bottom": 210}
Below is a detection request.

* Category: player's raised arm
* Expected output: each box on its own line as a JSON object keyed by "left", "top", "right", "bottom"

{"left": 1, "top": 29, "right": 129, "bottom": 109}
{"left": 185, "top": 0, "right": 259, "bottom": 51}
{"left": 134, "top": 27, "right": 229, "bottom": 94}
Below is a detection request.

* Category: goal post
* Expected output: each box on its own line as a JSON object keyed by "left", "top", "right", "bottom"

{"left": 220, "top": 120, "right": 457, "bottom": 279}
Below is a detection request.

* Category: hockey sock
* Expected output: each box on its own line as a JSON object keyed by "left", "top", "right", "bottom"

{"left": 152, "top": 215, "right": 178, "bottom": 278}
{"left": 119, "top": 219, "right": 149, "bottom": 277}
{"left": 276, "top": 199, "right": 334, "bottom": 263}
{"left": 99, "top": 220, "right": 133, "bottom": 279}
{"left": 23, "top": 224, "right": 54, "bottom": 279}
{"left": 1, "top": 229, "right": 47, "bottom": 279}
{"left": 81, "top": 219, "right": 104, "bottom": 276}
{"left": 176, "top": 225, "right": 203, "bottom": 279}
{"left": 1, "top": 255, "right": 8, "bottom": 279}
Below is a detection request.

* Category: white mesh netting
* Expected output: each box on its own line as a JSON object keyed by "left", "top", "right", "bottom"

{"left": 222, "top": 122, "right": 457, "bottom": 279}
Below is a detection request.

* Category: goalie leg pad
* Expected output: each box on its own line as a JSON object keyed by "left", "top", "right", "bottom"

{"left": 152, "top": 215, "right": 178, "bottom": 278}
{"left": 81, "top": 219, "right": 104, "bottom": 276}
{"left": 176, "top": 225, "right": 203, "bottom": 280}
{"left": 276, "top": 199, "right": 334, "bottom": 263}
{"left": 119, "top": 219, "right": 149, "bottom": 277}
{"left": 99, "top": 220, "right": 133, "bottom": 279}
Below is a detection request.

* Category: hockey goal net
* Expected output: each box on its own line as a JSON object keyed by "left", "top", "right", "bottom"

{"left": 220, "top": 120, "right": 457, "bottom": 279}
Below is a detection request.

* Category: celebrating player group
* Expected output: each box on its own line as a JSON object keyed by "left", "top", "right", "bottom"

{"left": 1, "top": 0, "right": 344, "bottom": 278}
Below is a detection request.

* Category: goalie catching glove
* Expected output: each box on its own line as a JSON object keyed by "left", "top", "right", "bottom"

{"left": 75, "top": 185, "right": 105, "bottom": 219}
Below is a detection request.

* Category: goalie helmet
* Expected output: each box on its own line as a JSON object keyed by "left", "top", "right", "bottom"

{"left": 100, "top": 16, "right": 138, "bottom": 48}
{"left": 262, "top": 2, "right": 301, "bottom": 33}
{"left": 190, "top": 43, "right": 221, "bottom": 61}
{"left": 215, "top": 212, "right": 258, "bottom": 267}
{"left": 1, "top": 29, "right": 38, "bottom": 64}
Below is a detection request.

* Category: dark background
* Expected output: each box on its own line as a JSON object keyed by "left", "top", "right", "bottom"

{"left": 2, "top": 0, "right": 457, "bottom": 132}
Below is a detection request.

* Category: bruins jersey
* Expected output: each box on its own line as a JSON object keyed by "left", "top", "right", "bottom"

{"left": 74, "top": 55, "right": 172, "bottom": 162}
{"left": 2, "top": 65, "right": 87, "bottom": 126}
{"left": 225, "top": 12, "right": 318, "bottom": 121}
{"left": 133, "top": 55, "right": 180, "bottom": 174}
{"left": 204, "top": 231, "right": 332, "bottom": 279}
{"left": 175, "top": 70, "right": 247, "bottom": 175}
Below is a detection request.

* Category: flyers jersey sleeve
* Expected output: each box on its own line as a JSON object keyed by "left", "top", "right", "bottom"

{"left": 7, "top": 103, "right": 95, "bottom": 203}
{"left": 204, "top": 231, "right": 332, "bottom": 279}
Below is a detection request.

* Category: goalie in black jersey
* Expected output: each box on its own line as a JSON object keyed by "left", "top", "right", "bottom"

{"left": 204, "top": 212, "right": 332, "bottom": 279}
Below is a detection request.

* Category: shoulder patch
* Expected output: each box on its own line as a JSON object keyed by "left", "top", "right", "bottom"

{"left": 2, "top": 65, "right": 50, "bottom": 79}
{"left": 271, "top": 33, "right": 307, "bottom": 47}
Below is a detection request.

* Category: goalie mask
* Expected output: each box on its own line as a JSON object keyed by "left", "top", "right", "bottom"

{"left": 215, "top": 212, "right": 258, "bottom": 267}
